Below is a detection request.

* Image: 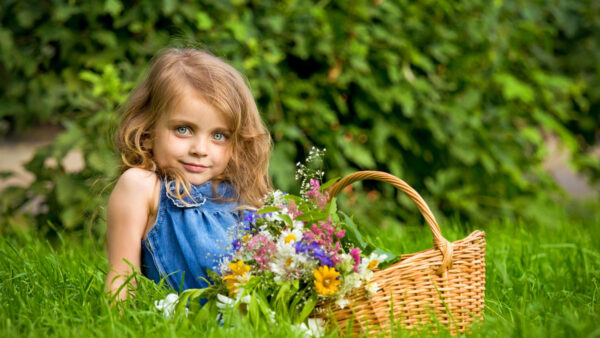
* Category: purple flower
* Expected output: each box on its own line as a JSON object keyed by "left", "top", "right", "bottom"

{"left": 313, "top": 248, "right": 334, "bottom": 267}
{"left": 294, "top": 239, "right": 319, "bottom": 254}
{"left": 242, "top": 210, "right": 259, "bottom": 231}
{"left": 232, "top": 238, "right": 242, "bottom": 252}
{"left": 294, "top": 240, "right": 311, "bottom": 254}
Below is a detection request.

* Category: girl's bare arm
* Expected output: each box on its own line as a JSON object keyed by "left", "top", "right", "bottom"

{"left": 105, "top": 168, "right": 158, "bottom": 301}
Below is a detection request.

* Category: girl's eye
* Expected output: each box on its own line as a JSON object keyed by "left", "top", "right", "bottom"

{"left": 213, "top": 132, "right": 227, "bottom": 141}
{"left": 175, "top": 127, "right": 190, "bottom": 135}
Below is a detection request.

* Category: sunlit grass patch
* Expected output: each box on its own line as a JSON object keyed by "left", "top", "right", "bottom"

{"left": 0, "top": 201, "right": 598, "bottom": 337}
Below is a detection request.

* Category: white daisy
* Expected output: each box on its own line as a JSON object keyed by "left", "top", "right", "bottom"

{"left": 335, "top": 297, "right": 350, "bottom": 309}
{"left": 155, "top": 293, "right": 188, "bottom": 318}
{"left": 216, "top": 292, "right": 252, "bottom": 310}
{"left": 292, "top": 220, "right": 304, "bottom": 231}
{"left": 269, "top": 240, "right": 308, "bottom": 282}
{"left": 337, "top": 253, "right": 355, "bottom": 274}
{"left": 279, "top": 228, "right": 303, "bottom": 246}
{"left": 357, "top": 252, "right": 388, "bottom": 281}
{"left": 264, "top": 212, "right": 284, "bottom": 223}
{"left": 297, "top": 318, "right": 326, "bottom": 338}
{"left": 268, "top": 190, "right": 286, "bottom": 207}
{"left": 365, "top": 282, "right": 381, "bottom": 297}
{"left": 339, "top": 273, "right": 362, "bottom": 295}
{"left": 216, "top": 294, "right": 235, "bottom": 310}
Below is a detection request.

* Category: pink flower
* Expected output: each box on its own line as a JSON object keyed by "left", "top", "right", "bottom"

{"left": 305, "top": 180, "right": 329, "bottom": 209}
{"left": 350, "top": 248, "right": 361, "bottom": 273}
{"left": 248, "top": 234, "right": 276, "bottom": 270}
{"left": 305, "top": 180, "right": 319, "bottom": 197}
{"left": 315, "top": 193, "right": 329, "bottom": 209}
{"left": 330, "top": 242, "right": 343, "bottom": 266}
{"left": 287, "top": 199, "right": 303, "bottom": 217}
{"left": 311, "top": 224, "right": 322, "bottom": 236}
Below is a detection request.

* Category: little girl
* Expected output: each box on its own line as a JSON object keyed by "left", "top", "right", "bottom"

{"left": 105, "top": 48, "right": 272, "bottom": 300}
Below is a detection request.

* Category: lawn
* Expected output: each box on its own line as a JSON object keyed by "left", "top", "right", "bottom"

{"left": 1, "top": 199, "right": 598, "bottom": 337}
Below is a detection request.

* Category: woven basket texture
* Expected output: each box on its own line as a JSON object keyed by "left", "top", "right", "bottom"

{"left": 315, "top": 171, "right": 486, "bottom": 335}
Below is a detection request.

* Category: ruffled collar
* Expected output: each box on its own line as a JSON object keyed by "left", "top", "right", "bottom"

{"left": 164, "top": 180, "right": 233, "bottom": 208}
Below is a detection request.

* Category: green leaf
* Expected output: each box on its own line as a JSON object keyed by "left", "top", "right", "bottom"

{"left": 225, "top": 20, "right": 247, "bottom": 41}
{"left": 283, "top": 194, "right": 302, "bottom": 203}
{"left": 298, "top": 295, "right": 318, "bottom": 323}
{"left": 295, "top": 210, "right": 328, "bottom": 222}
{"left": 327, "top": 197, "right": 338, "bottom": 217}
{"left": 494, "top": 73, "right": 535, "bottom": 103}
{"left": 374, "top": 248, "right": 399, "bottom": 269}
{"left": 190, "top": 296, "right": 218, "bottom": 321}
{"left": 275, "top": 281, "right": 291, "bottom": 304}
{"left": 340, "top": 212, "right": 368, "bottom": 250}
{"left": 274, "top": 282, "right": 292, "bottom": 315}
{"left": 340, "top": 142, "right": 375, "bottom": 168}
{"left": 279, "top": 214, "right": 293, "bottom": 227}
{"left": 175, "top": 292, "right": 191, "bottom": 313}
{"left": 162, "top": 0, "right": 177, "bottom": 15}
{"left": 257, "top": 206, "right": 280, "bottom": 214}
{"left": 79, "top": 71, "right": 100, "bottom": 84}
{"left": 60, "top": 207, "right": 81, "bottom": 229}
{"left": 289, "top": 288, "right": 307, "bottom": 319}
{"left": 91, "top": 31, "right": 117, "bottom": 48}
{"left": 320, "top": 177, "right": 340, "bottom": 191}
{"left": 104, "top": 0, "right": 123, "bottom": 17}
{"left": 196, "top": 11, "right": 213, "bottom": 30}
{"left": 248, "top": 292, "right": 260, "bottom": 329}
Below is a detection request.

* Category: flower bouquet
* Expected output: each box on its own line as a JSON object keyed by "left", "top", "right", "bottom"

{"left": 166, "top": 148, "right": 396, "bottom": 330}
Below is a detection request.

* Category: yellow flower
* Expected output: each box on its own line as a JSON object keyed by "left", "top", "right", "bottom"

{"left": 313, "top": 266, "right": 341, "bottom": 296}
{"left": 229, "top": 260, "right": 251, "bottom": 275}
{"left": 242, "top": 234, "right": 251, "bottom": 242}
{"left": 284, "top": 234, "right": 297, "bottom": 244}
{"left": 223, "top": 261, "right": 252, "bottom": 296}
{"left": 223, "top": 274, "right": 239, "bottom": 295}
{"left": 367, "top": 259, "right": 379, "bottom": 270}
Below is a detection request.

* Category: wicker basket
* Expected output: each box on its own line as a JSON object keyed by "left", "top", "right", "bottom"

{"left": 315, "top": 171, "right": 486, "bottom": 335}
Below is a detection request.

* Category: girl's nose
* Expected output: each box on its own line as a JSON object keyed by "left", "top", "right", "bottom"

{"left": 190, "top": 136, "right": 208, "bottom": 156}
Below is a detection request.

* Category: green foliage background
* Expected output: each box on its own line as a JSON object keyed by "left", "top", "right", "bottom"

{"left": 0, "top": 0, "right": 599, "bottom": 234}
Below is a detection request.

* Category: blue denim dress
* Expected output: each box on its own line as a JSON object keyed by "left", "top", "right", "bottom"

{"left": 141, "top": 179, "right": 239, "bottom": 292}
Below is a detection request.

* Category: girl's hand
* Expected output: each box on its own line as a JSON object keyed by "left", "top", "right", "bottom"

{"left": 105, "top": 168, "right": 159, "bottom": 301}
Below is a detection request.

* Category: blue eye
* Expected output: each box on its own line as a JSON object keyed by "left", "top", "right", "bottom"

{"left": 213, "top": 132, "right": 226, "bottom": 141}
{"left": 175, "top": 127, "right": 190, "bottom": 135}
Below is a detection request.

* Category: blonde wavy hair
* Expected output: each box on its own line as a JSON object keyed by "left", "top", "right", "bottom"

{"left": 116, "top": 48, "right": 272, "bottom": 208}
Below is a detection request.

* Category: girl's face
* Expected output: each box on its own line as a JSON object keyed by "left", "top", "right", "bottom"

{"left": 152, "top": 87, "right": 232, "bottom": 185}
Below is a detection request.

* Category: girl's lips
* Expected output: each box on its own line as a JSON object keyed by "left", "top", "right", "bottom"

{"left": 182, "top": 162, "right": 208, "bottom": 173}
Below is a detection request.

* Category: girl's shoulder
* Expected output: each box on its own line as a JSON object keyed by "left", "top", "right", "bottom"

{"left": 107, "top": 168, "right": 161, "bottom": 240}
{"left": 111, "top": 168, "right": 160, "bottom": 211}
{"left": 117, "top": 168, "right": 160, "bottom": 192}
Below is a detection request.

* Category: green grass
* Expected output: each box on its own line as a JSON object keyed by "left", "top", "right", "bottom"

{"left": 1, "top": 201, "right": 599, "bottom": 337}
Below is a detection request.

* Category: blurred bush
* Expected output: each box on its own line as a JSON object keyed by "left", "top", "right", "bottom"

{"left": 0, "top": 0, "right": 598, "bottom": 236}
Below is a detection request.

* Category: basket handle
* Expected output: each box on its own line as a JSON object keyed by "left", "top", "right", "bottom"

{"left": 327, "top": 171, "right": 453, "bottom": 274}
